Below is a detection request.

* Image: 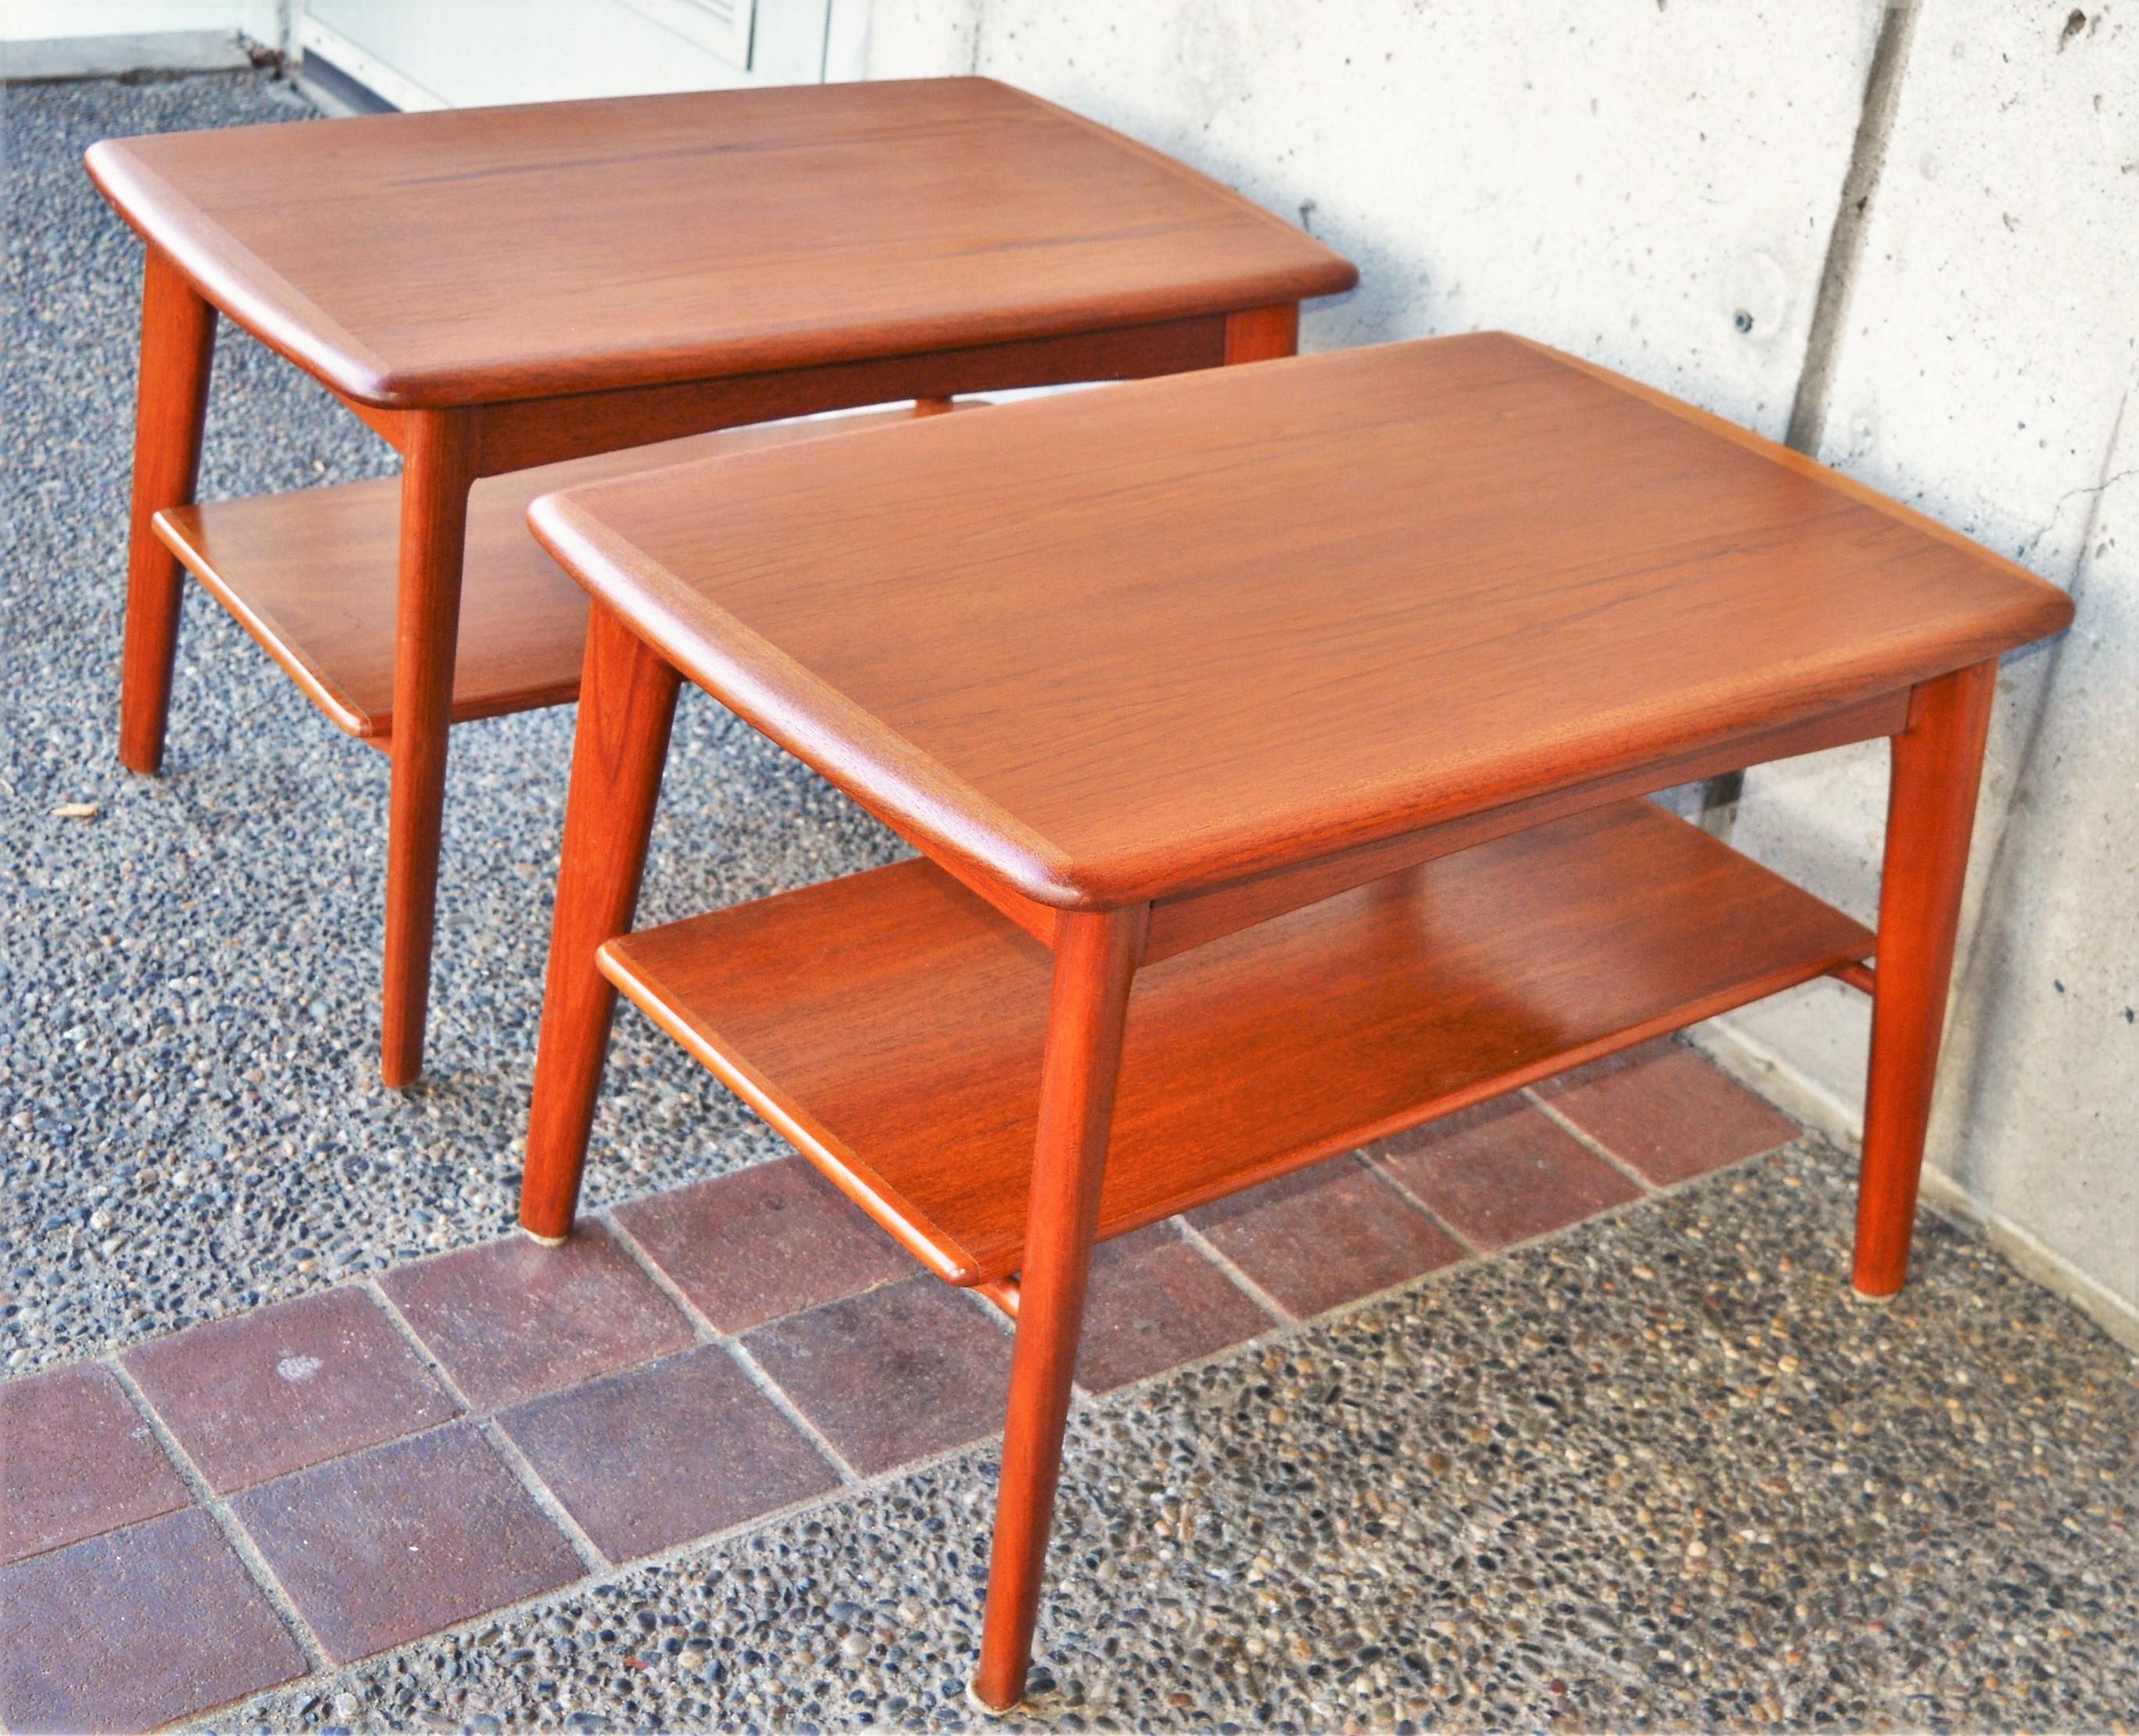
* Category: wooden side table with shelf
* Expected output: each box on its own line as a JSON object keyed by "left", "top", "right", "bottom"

{"left": 513, "top": 332, "right": 2072, "bottom": 1707}
{"left": 86, "top": 76, "right": 1354, "bottom": 1083}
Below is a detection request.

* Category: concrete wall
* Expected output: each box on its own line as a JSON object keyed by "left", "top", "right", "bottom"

{"left": 867, "top": 0, "right": 2138, "bottom": 1340}
{"left": 1727, "top": 0, "right": 2138, "bottom": 1340}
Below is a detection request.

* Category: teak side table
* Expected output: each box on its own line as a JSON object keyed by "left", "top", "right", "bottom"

{"left": 85, "top": 77, "right": 1355, "bottom": 1084}
{"left": 514, "top": 333, "right": 2072, "bottom": 1707}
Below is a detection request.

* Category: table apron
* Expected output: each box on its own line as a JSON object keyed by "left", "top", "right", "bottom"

{"left": 1140, "top": 687, "right": 1913, "bottom": 964}
{"left": 328, "top": 312, "right": 1240, "bottom": 478}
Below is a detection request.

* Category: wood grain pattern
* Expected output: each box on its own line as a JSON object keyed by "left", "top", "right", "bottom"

{"left": 531, "top": 333, "right": 2074, "bottom": 915}
{"left": 85, "top": 78, "right": 1355, "bottom": 409}
{"left": 379, "top": 409, "right": 481, "bottom": 1088}
{"left": 466, "top": 315, "right": 1224, "bottom": 477}
{"left": 117, "top": 248, "right": 217, "bottom": 774}
{"left": 1141, "top": 690, "right": 1910, "bottom": 963}
{"left": 153, "top": 408, "right": 958, "bottom": 740}
{"left": 598, "top": 801, "right": 1873, "bottom": 1288}
{"left": 976, "top": 906, "right": 1146, "bottom": 1711}
{"left": 94, "top": 76, "right": 1348, "bottom": 1092}
{"left": 1223, "top": 302, "right": 1299, "bottom": 365}
{"left": 520, "top": 603, "right": 683, "bottom": 1242}
{"left": 1853, "top": 661, "right": 1997, "bottom": 1296}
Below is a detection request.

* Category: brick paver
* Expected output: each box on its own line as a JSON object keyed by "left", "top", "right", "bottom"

{"left": 3, "top": 1039, "right": 1801, "bottom": 1725}
{"left": 1187, "top": 1154, "right": 1466, "bottom": 1318}
{"left": 743, "top": 1277, "right": 1013, "bottom": 1476}
{"left": 499, "top": 1345, "right": 839, "bottom": 1561}
{"left": 0, "top": 1507, "right": 304, "bottom": 1731}
{"left": 1370, "top": 1094, "right": 1643, "bottom": 1250}
{"left": 380, "top": 1221, "right": 693, "bottom": 1410}
{"left": 0, "top": 1361, "right": 187, "bottom": 1565}
{"left": 1535, "top": 1038, "right": 1802, "bottom": 1183}
{"left": 124, "top": 1287, "right": 457, "bottom": 1493}
{"left": 1075, "top": 1223, "right": 1273, "bottom": 1392}
{"left": 232, "top": 1423, "right": 583, "bottom": 1664}
{"left": 614, "top": 1155, "right": 916, "bottom": 1333}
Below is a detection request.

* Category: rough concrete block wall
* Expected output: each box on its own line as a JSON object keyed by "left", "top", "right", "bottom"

{"left": 880, "top": 0, "right": 1882, "bottom": 436}
{"left": 866, "top": 0, "right": 2135, "bottom": 1338}
{"left": 1728, "top": 0, "right": 2137, "bottom": 1334}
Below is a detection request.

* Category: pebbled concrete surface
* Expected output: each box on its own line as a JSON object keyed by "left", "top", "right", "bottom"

{"left": 229, "top": 1147, "right": 2139, "bottom": 1733}
{"left": 2, "top": 71, "right": 901, "bottom": 1377}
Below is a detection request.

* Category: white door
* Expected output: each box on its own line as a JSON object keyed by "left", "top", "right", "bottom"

{"left": 295, "top": 0, "right": 867, "bottom": 110}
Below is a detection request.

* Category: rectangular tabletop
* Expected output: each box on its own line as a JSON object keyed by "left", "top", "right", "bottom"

{"left": 85, "top": 77, "right": 1354, "bottom": 409}
{"left": 532, "top": 332, "right": 2074, "bottom": 912}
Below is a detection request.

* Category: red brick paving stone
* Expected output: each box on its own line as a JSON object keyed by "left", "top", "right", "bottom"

{"left": 1367, "top": 1095, "right": 1643, "bottom": 1252}
{"left": 613, "top": 1154, "right": 917, "bottom": 1333}
{"left": 1186, "top": 1155, "right": 1465, "bottom": 1319}
{"left": 121, "top": 1286, "right": 457, "bottom": 1493}
{"left": 0, "top": 1506, "right": 304, "bottom": 1731}
{"left": 1532, "top": 1037, "right": 1802, "bottom": 1185}
{"left": 231, "top": 1421, "right": 582, "bottom": 1664}
{"left": 741, "top": 1276, "right": 1011, "bottom": 1476}
{"left": 1074, "top": 1223, "right": 1273, "bottom": 1393}
{"left": 0, "top": 1361, "right": 188, "bottom": 1565}
{"left": 498, "top": 1344, "right": 838, "bottom": 1561}
{"left": 379, "top": 1220, "right": 693, "bottom": 1410}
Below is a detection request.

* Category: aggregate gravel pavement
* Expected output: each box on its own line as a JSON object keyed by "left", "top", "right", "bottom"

{"left": 4, "top": 72, "right": 2136, "bottom": 1736}
{"left": 232, "top": 1148, "right": 2139, "bottom": 1733}
{"left": 4, "top": 70, "right": 901, "bottom": 1378}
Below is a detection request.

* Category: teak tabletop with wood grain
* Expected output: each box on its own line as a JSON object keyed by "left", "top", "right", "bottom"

{"left": 513, "top": 331, "right": 2071, "bottom": 1708}
{"left": 86, "top": 76, "right": 1355, "bottom": 1084}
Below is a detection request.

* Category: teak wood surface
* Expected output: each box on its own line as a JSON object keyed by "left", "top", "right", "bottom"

{"left": 530, "top": 333, "right": 2072, "bottom": 914}
{"left": 517, "top": 330, "right": 2072, "bottom": 1706}
{"left": 88, "top": 75, "right": 1346, "bottom": 1082}
{"left": 151, "top": 409, "right": 952, "bottom": 740}
{"left": 84, "top": 78, "right": 1354, "bottom": 409}
{"left": 599, "top": 801, "right": 1873, "bottom": 1288}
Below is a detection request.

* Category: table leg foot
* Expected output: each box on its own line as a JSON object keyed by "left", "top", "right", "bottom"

{"left": 974, "top": 906, "right": 1145, "bottom": 1712}
{"left": 967, "top": 1678, "right": 1020, "bottom": 1716}
{"left": 378, "top": 411, "right": 479, "bottom": 1090}
{"left": 1851, "top": 660, "right": 1997, "bottom": 1298}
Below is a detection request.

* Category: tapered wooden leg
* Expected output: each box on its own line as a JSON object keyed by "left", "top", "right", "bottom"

{"left": 518, "top": 602, "right": 682, "bottom": 1241}
{"left": 1853, "top": 659, "right": 1997, "bottom": 1298}
{"left": 974, "top": 904, "right": 1148, "bottom": 1712}
{"left": 378, "top": 411, "right": 480, "bottom": 1088}
{"left": 117, "top": 250, "right": 217, "bottom": 774}
{"left": 1223, "top": 302, "right": 1300, "bottom": 365}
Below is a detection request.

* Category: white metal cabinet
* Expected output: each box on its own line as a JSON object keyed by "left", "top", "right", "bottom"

{"left": 296, "top": 0, "right": 866, "bottom": 110}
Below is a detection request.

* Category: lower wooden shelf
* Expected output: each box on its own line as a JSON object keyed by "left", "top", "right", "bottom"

{"left": 601, "top": 799, "right": 1872, "bottom": 1287}
{"left": 152, "top": 405, "right": 947, "bottom": 742}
